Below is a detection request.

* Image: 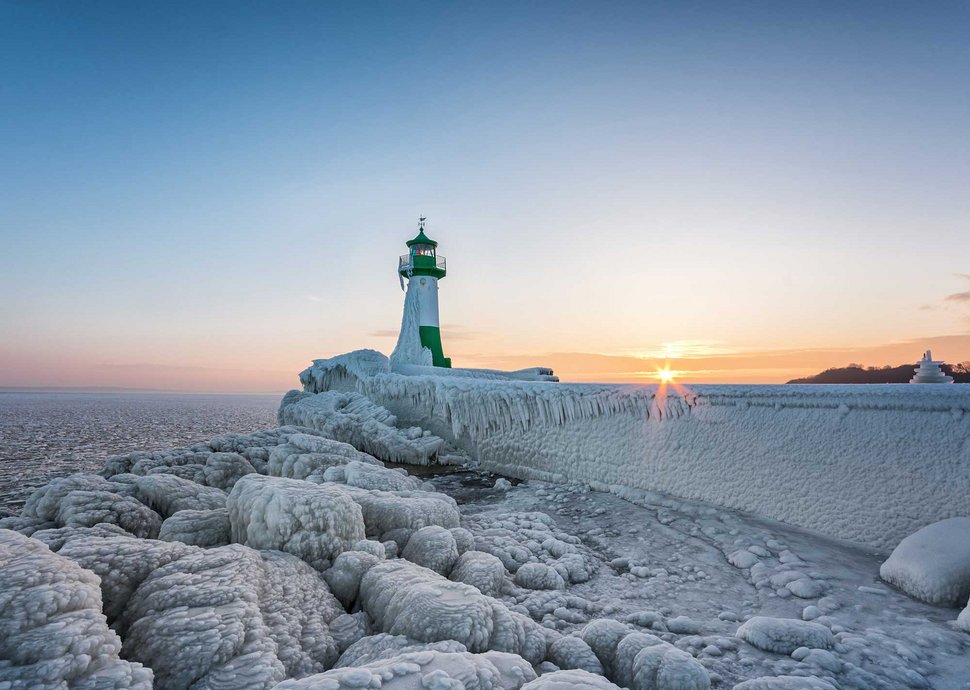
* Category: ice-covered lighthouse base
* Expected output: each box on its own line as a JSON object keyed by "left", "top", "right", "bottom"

{"left": 299, "top": 350, "right": 970, "bottom": 552}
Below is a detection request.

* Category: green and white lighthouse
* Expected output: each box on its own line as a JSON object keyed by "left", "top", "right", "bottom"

{"left": 397, "top": 218, "right": 451, "bottom": 368}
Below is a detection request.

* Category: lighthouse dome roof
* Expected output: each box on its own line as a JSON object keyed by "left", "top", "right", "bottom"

{"left": 406, "top": 227, "right": 438, "bottom": 248}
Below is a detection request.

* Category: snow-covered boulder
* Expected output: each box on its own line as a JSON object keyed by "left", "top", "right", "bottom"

{"left": 452, "top": 526, "right": 476, "bottom": 554}
{"left": 323, "top": 550, "right": 382, "bottom": 609}
{"left": 451, "top": 550, "right": 509, "bottom": 596}
{"left": 736, "top": 617, "right": 834, "bottom": 655}
{"left": 521, "top": 669, "right": 621, "bottom": 689}
{"left": 134, "top": 473, "right": 227, "bottom": 517}
{"left": 30, "top": 522, "right": 132, "bottom": 551}
{"left": 275, "top": 649, "right": 537, "bottom": 689}
{"left": 52, "top": 488, "right": 162, "bottom": 538}
{"left": 202, "top": 451, "right": 256, "bottom": 490}
{"left": 229, "top": 474, "right": 366, "bottom": 570}
{"left": 0, "top": 529, "right": 154, "bottom": 688}
{"left": 158, "top": 508, "right": 231, "bottom": 547}
{"left": 515, "top": 562, "right": 567, "bottom": 590}
{"left": 278, "top": 389, "right": 446, "bottom": 465}
{"left": 879, "top": 517, "right": 970, "bottom": 607}
{"left": 402, "top": 525, "right": 460, "bottom": 574}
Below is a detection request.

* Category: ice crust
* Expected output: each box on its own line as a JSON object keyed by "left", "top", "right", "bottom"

{"left": 736, "top": 617, "right": 834, "bottom": 655}
{"left": 278, "top": 389, "right": 445, "bottom": 465}
{"left": 228, "top": 474, "right": 366, "bottom": 570}
{"left": 299, "top": 351, "right": 970, "bottom": 550}
{"left": 879, "top": 517, "right": 970, "bottom": 606}
{"left": 0, "top": 528, "right": 154, "bottom": 689}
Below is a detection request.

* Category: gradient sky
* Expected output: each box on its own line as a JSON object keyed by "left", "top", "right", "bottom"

{"left": 1, "top": 1, "right": 969, "bottom": 392}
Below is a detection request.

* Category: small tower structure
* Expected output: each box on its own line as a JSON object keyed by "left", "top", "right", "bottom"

{"left": 397, "top": 218, "right": 451, "bottom": 368}
{"left": 910, "top": 351, "right": 954, "bottom": 384}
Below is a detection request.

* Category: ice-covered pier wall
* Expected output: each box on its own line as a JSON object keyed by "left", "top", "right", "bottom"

{"left": 373, "top": 379, "right": 970, "bottom": 552}
{"left": 301, "top": 354, "right": 970, "bottom": 551}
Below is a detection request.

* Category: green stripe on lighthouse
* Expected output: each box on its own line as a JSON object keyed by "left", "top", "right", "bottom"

{"left": 419, "top": 325, "right": 451, "bottom": 368}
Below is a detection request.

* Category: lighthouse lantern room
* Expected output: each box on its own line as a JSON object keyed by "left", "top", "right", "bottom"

{"left": 397, "top": 218, "right": 451, "bottom": 368}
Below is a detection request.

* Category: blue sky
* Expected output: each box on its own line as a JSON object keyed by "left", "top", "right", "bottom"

{"left": 1, "top": 1, "right": 969, "bottom": 391}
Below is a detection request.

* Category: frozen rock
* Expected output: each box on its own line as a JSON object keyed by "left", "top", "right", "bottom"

{"left": 335, "top": 633, "right": 467, "bottom": 668}
{"left": 631, "top": 642, "right": 710, "bottom": 690}
{"left": 342, "top": 485, "right": 461, "bottom": 536}
{"left": 359, "top": 560, "right": 494, "bottom": 652}
{"left": 666, "top": 616, "right": 701, "bottom": 635}
{"left": 134, "top": 473, "right": 227, "bottom": 518}
{"left": 121, "top": 544, "right": 344, "bottom": 689}
{"left": 402, "top": 525, "right": 460, "bottom": 574}
{"left": 278, "top": 389, "right": 446, "bottom": 465}
{"left": 522, "top": 669, "right": 620, "bottom": 689}
{"left": 579, "top": 619, "right": 631, "bottom": 677}
{"left": 332, "top": 460, "right": 425, "bottom": 491}
{"left": 202, "top": 451, "right": 256, "bottom": 490}
{"left": 451, "top": 550, "right": 509, "bottom": 596}
{"left": 229, "top": 475, "right": 366, "bottom": 570}
{"left": 515, "top": 562, "right": 567, "bottom": 590}
{"left": 956, "top": 602, "right": 970, "bottom": 632}
{"left": 487, "top": 600, "right": 548, "bottom": 665}
{"left": 277, "top": 649, "right": 536, "bottom": 689}
{"left": 732, "top": 676, "right": 837, "bottom": 690}
{"left": 158, "top": 508, "right": 231, "bottom": 547}
{"left": 324, "top": 550, "right": 381, "bottom": 609}
{"left": 495, "top": 477, "right": 513, "bottom": 491}
{"left": 547, "top": 635, "right": 604, "bottom": 675}
{"left": 879, "top": 517, "right": 970, "bottom": 607}
{"left": 736, "top": 617, "right": 834, "bottom": 655}
{"left": 613, "top": 632, "right": 664, "bottom": 688}
{"left": 19, "top": 473, "right": 136, "bottom": 521}
{"left": 381, "top": 527, "right": 414, "bottom": 553}
{"left": 54, "top": 489, "right": 162, "bottom": 539}
{"left": 267, "top": 432, "right": 378, "bottom": 481}
{"left": 0, "top": 529, "right": 154, "bottom": 689}
{"left": 29, "top": 522, "right": 133, "bottom": 550}
{"left": 451, "top": 527, "right": 476, "bottom": 554}
{"left": 352, "top": 538, "right": 386, "bottom": 558}
{"left": 57, "top": 535, "right": 198, "bottom": 622}
{"left": 330, "top": 612, "right": 373, "bottom": 655}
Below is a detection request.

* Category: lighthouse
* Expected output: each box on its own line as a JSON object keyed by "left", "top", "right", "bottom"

{"left": 395, "top": 218, "right": 451, "bottom": 368}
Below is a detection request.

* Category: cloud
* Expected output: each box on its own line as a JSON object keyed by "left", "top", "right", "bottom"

{"left": 306, "top": 295, "right": 324, "bottom": 303}
{"left": 945, "top": 291, "right": 970, "bottom": 302}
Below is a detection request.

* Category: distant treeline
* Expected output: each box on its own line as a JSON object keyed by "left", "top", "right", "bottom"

{"left": 788, "top": 362, "right": 970, "bottom": 384}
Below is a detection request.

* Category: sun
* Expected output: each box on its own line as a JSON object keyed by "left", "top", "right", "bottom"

{"left": 657, "top": 367, "right": 675, "bottom": 383}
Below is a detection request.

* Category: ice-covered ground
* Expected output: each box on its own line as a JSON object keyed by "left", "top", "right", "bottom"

{"left": 2, "top": 365, "right": 970, "bottom": 689}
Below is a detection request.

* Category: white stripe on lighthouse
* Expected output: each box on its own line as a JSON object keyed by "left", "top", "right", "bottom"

{"left": 412, "top": 276, "right": 440, "bottom": 328}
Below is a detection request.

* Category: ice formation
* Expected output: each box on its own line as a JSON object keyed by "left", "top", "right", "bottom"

{"left": 879, "top": 516, "right": 970, "bottom": 606}
{"left": 450, "top": 550, "right": 509, "bottom": 596}
{"left": 296, "top": 350, "right": 970, "bottom": 550}
{"left": 402, "top": 524, "right": 460, "bottom": 574}
{"left": 276, "top": 649, "right": 537, "bottom": 689}
{"left": 157, "top": 507, "right": 231, "bottom": 546}
{"left": 279, "top": 389, "right": 446, "bottom": 464}
{"left": 0, "top": 529, "right": 154, "bottom": 688}
{"left": 521, "top": 669, "right": 622, "bottom": 689}
{"left": 4, "top": 358, "right": 970, "bottom": 689}
{"left": 228, "top": 474, "right": 366, "bottom": 570}
{"left": 736, "top": 617, "right": 834, "bottom": 655}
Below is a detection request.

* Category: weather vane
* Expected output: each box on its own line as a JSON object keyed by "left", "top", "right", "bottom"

{"left": 419, "top": 216, "right": 427, "bottom": 228}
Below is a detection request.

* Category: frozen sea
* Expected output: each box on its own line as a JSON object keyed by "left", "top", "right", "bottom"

{"left": 0, "top": 392, "right": 279, "bottom": 514}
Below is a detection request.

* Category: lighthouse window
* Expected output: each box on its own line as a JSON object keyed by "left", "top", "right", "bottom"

{"left": 413, "top": 245, "right": 434, "bottom": 256}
